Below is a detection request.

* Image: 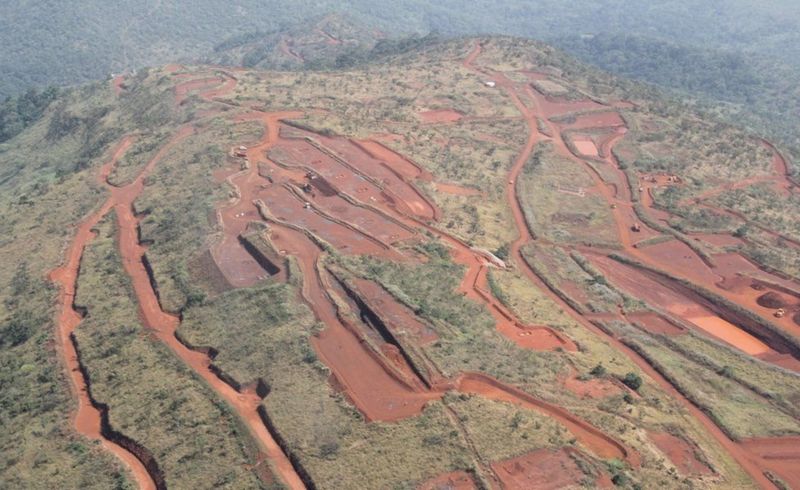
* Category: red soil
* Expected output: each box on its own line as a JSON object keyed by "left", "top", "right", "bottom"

{"left": 626, "top": 312, "right": 687, "bottom": 336}
{"left": 53, "top": 75, "right": 307, "bottom": 489}
{"left": 418, "top": 470, "right": 477, "bottom": 490}
{"left": 367, "top": 132, "right": 405, "bottom": 143}
{"left": 112, "top": 75, "right": 126, "bottom": 95}
{"left": 419, "top": 109, "right": 463, "bottom": 124}
{"left": 519, "top": 48, "right": 800, "bottom": 369}
{"left": 470, "top": 263, "right": 577, "bottom": 351}
{"left": 302, "top": 178, "right": 416, "bottom": 246}
{"left": 163, "top": 63, "right": 185, "bottom": 74}
{"left": 213, "top": 112, "right": 305, "bottom": 287}
{"left": 741, "top": 436, "right": 800, "bottom": 487}
{"left": 49, "top": 138, "right": 156, "bottom": 490}
{"left": 563, "top": 373, "right": 622, "bottom": 399}
{"left": 433, "top": 182, "right": 483, "bottom": 196}
{"left": 528, "top": 88, "right": 606, "bottom": 119}
{"left": 352, "top": 278, "right": 439, "bottom": 345}
{"left": 649, "top": 432, "right": 712, "bottom": 476}
{"left": 258, "top": 183, "right": 391, "bottom": 255}
{"left": 589, "top": 254, "right": 771, "bottom": 355}
{"left": 560, "top": 111, "right": 625, "bottom": 131}
{"left": 689, "top": 233, "right": 745, "bottom": 248}
{"left": 217, "top": 110, "right": 441, "bottom": 422}
{"left": 354, "top": 139, "right": 433, "bottom": 181}
{"left": 571, "top": 135, "right": 599, "bottom": 157}
{"left": 491, "top": 448, "right": 606, "bottom": 490}
{"left": 462, "top": 41, "right": 781, "bottom": 488}
{"left": 637, "top": 239, "right": 722, "bottom": 286}
{"left": 710, "top": 253, "right": 800, "bottom": 339}
{"left": 315, "top": 28, "right": 342, "bottom": 46}
{"left": 174, "top": 58, "right": 640, "bottom": 471}
{"left": 174, "top": 76, "right": 224, "bottom": 105}
{"left": 273, "top": 131, "right": 438, "bottom": 221}
{"left": 315, "top": 134, "right": 439, "bottom": 220}
{"left": 457, "top": 374, "right": 636, "bottom": 464}
{"left": 266, "top": 224, "right": 438, "bottom": 422}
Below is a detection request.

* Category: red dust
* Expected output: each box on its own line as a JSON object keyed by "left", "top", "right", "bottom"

{"left": 433, "top": 182, "right": 483, "bottom": 196}
{"left": 650, "top": 432, "right": 713, "bottom": 476}
{"left": 491, "top": 447, "right": 608, "bottom": 490}
{"left": 419, "top": 109, "right": 463, "bottom": 124}
{"left": 418, "top": 470, "right": 477, "bottom": 490}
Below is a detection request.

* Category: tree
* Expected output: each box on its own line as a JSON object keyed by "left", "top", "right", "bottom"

{"left": 621, "top": 372, "right": 642, "bottom": 391}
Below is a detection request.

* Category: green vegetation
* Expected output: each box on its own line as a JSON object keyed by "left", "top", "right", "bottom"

{"left": 517, "top": 143, "right": 619, "bottom": 248}
{"left": 74, "top": 216, "right": 264, "bottom": 488}
{"left": 668, "top": 333, "right": 800, "bottom": 419}
{"left": 627, "top": 331, "right": 800, "bottom": 440}
{"left": 519, "top": 243, "right": 634, "bottom": 314}
{"left": 621, "top": 373, "right": 642, "bottom": 391}
{"left": 342, "top": 240, "right": 755, "bottom": 486}
{"left": 716, "top": 183, "right": 800, "bottom": 244}
{"left": 444, "top": 392, "right": 569, "bottom": 461}
{"left": 0, "top": 86, "right": 59, "bottom": 143}
{"left": 136, "top": 118, "right": 264, "bottom": 313}
{"left": 0, "top": 67, "right": 186, "bottom": 488}
{"left": 553, "top": 33, "right": 800, "bottom": 148}
{"left": 343, "top": 249, "right": 569, "bottom": 388}
{"left": 2, "top": 29, "right": 796, "bottom": 489}
{"left": 177, "top": 265, "right": 477, "bottom": 488}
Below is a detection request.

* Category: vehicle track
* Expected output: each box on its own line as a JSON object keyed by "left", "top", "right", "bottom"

{"left": 461, "top": 41, "right": 784, "bottom": 488}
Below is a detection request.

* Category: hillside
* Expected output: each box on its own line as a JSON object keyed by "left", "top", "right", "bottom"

{"left": 1, "top": 35, "right": 800, "bottom": 489}
{"left": 204, "top": 14, "right": 385, "bottom": 69}
{"left": 2, "top": 0, "right": 800, "bottom": 98}
{"left": 552, "top": 33, "right": 800, "bottom": 150}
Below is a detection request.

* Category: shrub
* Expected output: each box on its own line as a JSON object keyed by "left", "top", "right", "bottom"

{"left": 621, "top": 372, "right": 643, "bottom": 391}
{"left": 589, "top": 363, "right": 606, "bottom": 377}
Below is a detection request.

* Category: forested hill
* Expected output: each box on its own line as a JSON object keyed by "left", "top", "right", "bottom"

{"left": 552, "top": 33, "right": 800, "bottom": 149}
{"left": 2, "top": 0, "right": 799, "bottom": 99}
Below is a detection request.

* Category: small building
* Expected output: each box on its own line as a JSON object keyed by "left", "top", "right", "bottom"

{"left": 485, "top": 81, "right": 496, "bottom": 88}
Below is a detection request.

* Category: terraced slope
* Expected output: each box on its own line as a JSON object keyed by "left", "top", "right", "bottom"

{"left": 2, "top": 35, "right": 799, "bottom": 489}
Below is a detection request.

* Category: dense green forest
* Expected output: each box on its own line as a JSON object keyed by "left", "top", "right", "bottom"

{"left": 2, "top": 0, "right": 799, "bottom": 98}
{"left": 0, "top": 88, "right": 59, "bottom": 143}
{"left": 552, "top": 33, "right": 800, "bottom": 149}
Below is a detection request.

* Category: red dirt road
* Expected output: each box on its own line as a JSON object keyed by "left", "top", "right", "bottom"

{"left": 418, "top": 470, "right": 477, "bottom": 490}
{"left": 462, "top": 41, "right": 781, "bottom": 489}
{"left": 741, "top": 436, "right": 800, "bottom": 486}
{"left": 52, "top": 75, "right": 307, "bottom": 490}
{"left": 49, "top": 138, "right": 156, "bottom": 490}
{"left": 208, "top": 75, "right": 632, "bottom": 465}
{"left": 457, "top": 373, "right": 635, "bottom": 464}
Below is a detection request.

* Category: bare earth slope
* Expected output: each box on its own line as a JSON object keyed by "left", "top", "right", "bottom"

{"left": 2, "top": 35, "right": 800, "bottom": 490}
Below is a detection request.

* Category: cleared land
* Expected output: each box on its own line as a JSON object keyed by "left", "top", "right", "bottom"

{"left": 3, "top": 34, "right": 800, "bottom": 490}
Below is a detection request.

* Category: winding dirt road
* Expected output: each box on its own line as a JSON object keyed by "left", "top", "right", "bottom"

{"left": 51, "top": 77, "right": 307, "bottom": 490}
{"left": 50, "top": 137, "right": 157, "bottom": 490}
{"left": 461, "top": 41, "right": 789, "bottom": 488}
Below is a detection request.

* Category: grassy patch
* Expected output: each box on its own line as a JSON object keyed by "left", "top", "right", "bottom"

{"left": 517, "top": 143, "right": 619, "bottom": 248}
{"left": 178, "top": 263, "right": 478, "bottom": 488}
{"left": 73, "top": 216, "right": 264, "bottom": 488}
